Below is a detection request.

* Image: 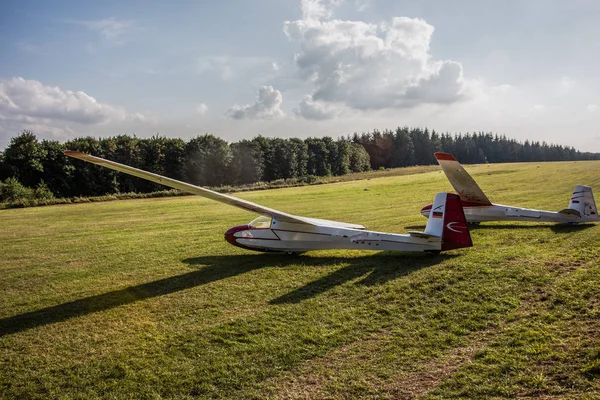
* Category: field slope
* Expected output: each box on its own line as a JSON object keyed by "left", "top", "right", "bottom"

{"left": 1, "top": 161, "right": 599, "bottom": 399}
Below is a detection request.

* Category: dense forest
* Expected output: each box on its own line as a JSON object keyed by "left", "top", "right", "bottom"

{"left": 1, "top": 128, "right": 598, "bottom": 201}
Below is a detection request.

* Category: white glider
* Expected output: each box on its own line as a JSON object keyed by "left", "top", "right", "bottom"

{"left": 65, "top": 150, "right": 473, "bottom": 254}
{"left": 421, "top": 152, "right": 599, "bottom": 224}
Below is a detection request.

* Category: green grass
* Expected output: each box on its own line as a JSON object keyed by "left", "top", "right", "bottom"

{"left": 1, "top": 160, "right": 599, "bottom": 399}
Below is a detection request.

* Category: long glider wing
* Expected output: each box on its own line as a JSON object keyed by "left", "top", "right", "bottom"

{"left": 434, "top": 152, "right": 492, "bottom": 205}
{"left": 64, "top": 151, "right": 366, "bottom": 229}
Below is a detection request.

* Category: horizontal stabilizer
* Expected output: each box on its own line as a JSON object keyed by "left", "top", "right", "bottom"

{"left": 407, "top": 231, "right": 437, "bottom": 239}
{"left": 557, "top": 208, "right": 581, "bottom": 217}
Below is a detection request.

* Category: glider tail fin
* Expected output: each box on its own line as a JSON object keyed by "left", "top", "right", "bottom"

{"left": 434, "top": 152, "right": 492, "bottom": 206}
{"left": 567, "top": 185, "right": 599, "bottom": 221}
{"left": 425, "top": 192, "right": 473, "bottom": 250}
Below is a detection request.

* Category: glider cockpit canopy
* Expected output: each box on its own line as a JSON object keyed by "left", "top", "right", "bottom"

{"left": 249, "top": 216, "right": 272, "bottom": 229}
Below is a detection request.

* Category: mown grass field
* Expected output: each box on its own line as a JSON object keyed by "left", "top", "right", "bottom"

{"left": 1, "top": 161, "right": 599, "bottom": 399}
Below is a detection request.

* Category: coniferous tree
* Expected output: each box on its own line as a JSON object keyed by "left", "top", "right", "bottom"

{"left": 230, "top": 140, "right": 264, "bottom": 184}
{"left": 305, "top": 137, "right": 330, "bottom": 176}
{"left": 331, "top": 139, "right": 350, "bottom": 176}
{"left": 289, "top": 138, "right": 308, "bottom": 179}
{"left": 392, "top": 127, "right": 416, "bottom": 167}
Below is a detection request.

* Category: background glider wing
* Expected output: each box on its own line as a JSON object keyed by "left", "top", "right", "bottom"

{"left": 434, "top": 152, "right": 492, "bottom": 205}
{"left": 64, "top": 151, "right": 365, "bottom": 229}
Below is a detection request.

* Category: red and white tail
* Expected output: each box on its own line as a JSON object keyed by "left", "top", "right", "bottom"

{"left": 425, "top": 192, "right": 473, "bottom": 251}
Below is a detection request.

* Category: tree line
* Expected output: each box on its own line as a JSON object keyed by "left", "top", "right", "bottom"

{"left": 352, "top": 128, "right": 600, "bottom": 169}
{"left": 0, "top": 129, "right": 598, "bottom": 200}
{"left": 0, "top": 131, "right": 371, "bottom": 198}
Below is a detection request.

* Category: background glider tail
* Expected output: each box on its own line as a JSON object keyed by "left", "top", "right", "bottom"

{"left": 424, "top": 193, "right": 473, "bottom": 250}
{"left": 567, "top": 185, "right": 599, "bottom": 221}
{"left": 434, "top": 152, "right": 492, "bottom": 206}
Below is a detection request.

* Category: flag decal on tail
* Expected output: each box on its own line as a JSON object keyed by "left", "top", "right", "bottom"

{"left": 432, "top": 204, "right": 443, "bottom": 218}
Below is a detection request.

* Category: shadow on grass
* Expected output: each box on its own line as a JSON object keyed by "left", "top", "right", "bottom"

{"left": 268, "top": 252, "right": 455, "bottom": 305}
{"left": 0, "top": 252, "right": 451, "bottom": 337}
{"left": 0, "top": 255, "right": 266, "bottom": 337}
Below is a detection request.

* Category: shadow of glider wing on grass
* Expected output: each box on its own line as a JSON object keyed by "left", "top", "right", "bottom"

{"left": 0, "top": 257, "right": 266, "bottom": 337}
{"left": 0, "top": 253, "right": 451, "bottom": 337}
{"left": 269, "top": 253, "right": 457, "bottom": 304}
{"left": 420, "top": 152, "right": 599, "bottom": 225}
{"left": 65, "top": 151, "right": 473, "bottom": 255}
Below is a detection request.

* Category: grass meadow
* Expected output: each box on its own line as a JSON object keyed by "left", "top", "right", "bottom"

{"left": 1, "top": 161, "right": 599, "bottom": 399}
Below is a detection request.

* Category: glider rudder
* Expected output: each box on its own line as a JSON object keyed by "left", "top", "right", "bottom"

{"left": 441, "top": 193, "right": 473, "bottom": 250}
{"left": 424, "top": 192, "right": 473, "bottom": 250}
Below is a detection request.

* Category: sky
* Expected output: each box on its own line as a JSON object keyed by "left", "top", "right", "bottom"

{"left": 1, "top": 0, "right": 600, "bottom": 151}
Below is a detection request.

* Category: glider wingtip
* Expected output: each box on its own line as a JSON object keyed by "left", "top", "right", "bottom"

{"left": 434, "top": 152, "right": 457, "bottom": 161}
{"left": 64, "top": 150, "right": 85, "bottom": 156}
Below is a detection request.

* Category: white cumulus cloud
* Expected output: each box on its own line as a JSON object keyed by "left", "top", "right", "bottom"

{"left": 227, "top": 86, "right": 284, "bottom": 120}
{"left": 586, "top": 103, "right": 599, "bottom": 112}
{"left": 300, "top": 0, "right": 344, "bottom": 20}
{"left": 294, "top": 96, "right": 341, "bottom": 120}
{"left": 70, "top": 17, "right": 135, "bottom": 46}
{"left": 22, "top": 124, "right": 76, "bottom": 141}
{"left": 198, "top": 56, "right": 273, "bottom": 81}
{"left": 285, "top": 0, "right": 467, "bottom": 119}
{"left": 196, "top": 103, "right": 208, "bottom": 115}
{"left": 78, "top": 17, "right": 134, "bottom": 42}
{"left": 529, "top": 104, "right": 546, "bottom": 113}
{"left": 355, "top": 0, "right": 370, "bottom": 12}
{"left": 0, "top": 77, "right": 145, "bottom": 125}
{"left": 560, "top": 76, "right": 575, "bottom": 89}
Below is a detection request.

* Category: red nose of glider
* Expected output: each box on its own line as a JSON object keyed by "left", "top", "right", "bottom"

{"left": 224, "top": 224, "right": 250, "bottom": 246}
{"left": 421, "top": 204, "right": 432, "bottom": 217}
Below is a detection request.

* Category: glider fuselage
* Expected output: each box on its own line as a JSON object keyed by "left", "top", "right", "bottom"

{"left": 225, "top": 218, "right": 442, "bottom": 253}
{"left": 421, "top": 202, "right": 587, "bottom": 224}
{"left": 427, "top": 152, "right": 599, "bottom": 225}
